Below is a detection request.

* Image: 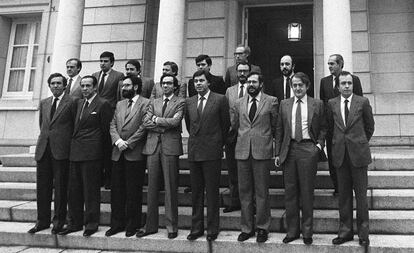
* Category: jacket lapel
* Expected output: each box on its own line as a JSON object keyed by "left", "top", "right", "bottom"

{"left": 124, "top": 96, "right": 142, "bottom": 126}
{"left": 252, "top": 93, "right": 266, "bottom": 123}
{"left": 200, "top": 93, "right": 215, "bottom": 122}
{"left": 334, "top": 97, "right": 346, "bottom": 130}
{"left": 50, "top": 94, "right": 69, "bottom": 125}
{"left": 73, "top": 98, "right": 85, "bottom": 134}
{"left": 307, "top": 97, "right": 315, "bottom": 126}
{"left": 346, "top": 96, "right": 359, "bottom": 128}
{"left": 287, "top": 98, "right": 294, "bottom": 132}
{"left": 163, "top": 95, "right": 177, "bottom": 117}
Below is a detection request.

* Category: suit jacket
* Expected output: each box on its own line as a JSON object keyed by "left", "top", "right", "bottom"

{"left": 264, "top": 76, "right": 314, "bottom": 102}
{"left": 70, "top": 96, "right": 113, "bottom": 162}
{"left": 35, "top": 94, "right": 77, "bottom": 161}
{"left": 140, "top": 77, "right": 155, "bottom": 99}
{"left": 275, "top": 96, "right": 327, "bottom": 164}
{"left": 185, "top": 92, "right": 230, "bottom": 161}
{"left": 327, "top": 95, "right": 375, "bottom": 168}
{"left": 150, "top": 81, "right": 187, "bottom": 99}
{"left": 225, "top": 84, "right": 245, "bottom": 143}
{"left": 68, "top": 75, "right": 83, "bottom": 99}
{"left": 93, "top": 69, "right": 124, "bottom": 109}
{"left": 231, "top": 93, "right": 278, "bottom": 160}
{"left": 110, "top": 96, "right": 150, "bottom": 161}
{"left": 188, "top": 74, "right": 226, "bottom": 97}
{"left": 142, "top": 95, "right": 185, "bottom": 156}
{"left": 320, "top": 74, "right": 363, "bottom": 104}
{"left": 225, "top": 64, "right": 261, "bottom": 87}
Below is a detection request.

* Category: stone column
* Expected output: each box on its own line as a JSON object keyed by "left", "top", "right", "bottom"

{"left": 153, "top": 0, "right": 185, "bottom": 83}
{"left": 50, "top": 0, "right": 85, "bottom": 74}
{"left": 323, "top": 0, "right": 353, "bottom": 75}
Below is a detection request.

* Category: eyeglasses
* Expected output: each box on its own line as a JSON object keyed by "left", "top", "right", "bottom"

{"left": 162, "top": 81, "right": 174, "bottom": 85}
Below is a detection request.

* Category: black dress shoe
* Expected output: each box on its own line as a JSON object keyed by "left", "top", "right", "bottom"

{"left": 105, "top": 227, "right": 124, "bottom": 237}
{"left": 125, "top": 230, "right": 136, "bottom": 237}
{"left": 303, "top": 237, "right": 313, "bottom": 245}
{"left": 283, "top": 236, "right": 300, "bottom": 244}
{"left": 28, "top": 225, "right": 49, "bottom": 234}
{"left": 237, "top": 232, "right": 255, "bottom": 242}
{"left": 256, "top": 229, "right": 268, "bottom": 243}
{"left": 83, "top": 229, "right": 97, "bottom": 237}
{"left": 223, "top": 205, "right": 241, "bottom": 213}
{"left": 206, "top": 233, "right": 218, "bottom": 241}
{"left": 184, "top": 187, "right": 191, "bottom": 193}
{"left": 168, "top": 232, "right": 178, "bottom": 239}
{"left": 51, "top": 226, "right": 64, "bottom": 235}
{"left": 359, "top": 238, "right": 370, "bottom": 247}
{"left": 332, "top": 236, "right": 354, "bottom": 245}
{"left": 187, "top": 232, "right": 203, "bottom": 241}
{"left": 58, "top": 227, "right": 82, "bottom": 235}
{"left": 136, "top": 230, "right": 157, "bottom": 238}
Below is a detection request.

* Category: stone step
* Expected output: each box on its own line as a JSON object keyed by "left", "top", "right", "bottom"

{"left": 2, "top": 183, "right": 414, "bottom": 210}
{"left": 2, "top": 221, "right": 414, "bottom": 253}
{"left": 1, "top": 201, "right": 414, "bottom": 234}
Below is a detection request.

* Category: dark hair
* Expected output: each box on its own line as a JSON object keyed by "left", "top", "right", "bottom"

{"left": 125, "top": 59, "right": 141, "bottom": 72}
{"left": 330, "top": 54, "right": 344, "bottom": 69}
{"left": 66, "top": 58, "right": 82, "bottom": 70}
{"left": 236, "top": 44, "right": 251, "bottom": 55}
{"left": 247, "top": 71, "right": 263, "bottom": 83}
{"left": 100, "top": 51, "right": 115, "bottom": 63}
{"left": 160, "top": 73, "right": 179, "bottom": 91}
{"left": 163, "top": 61, "right": 178, "bottom": 76}
{"left": 339, "top": 70, "right": 352, "bottom": 78}
{"left": 292, "top": 72, "right": 311, "bottom": 87}
{"left": 81, "top": 75, "right": 98, "bottom": 87}
{"left": 280, "top": 54, "right": 295, "bottom": 66}
{"left": 195, "top": 54, "right": 212, "bottom": 66}
{"left": 47, "top": 73, "right": 67, "bottom": 87}
{"left": 236, "top": 61, "right": 251, "bottom": 71}
{"left": 124, "top": 75, "right": 142, "bottom": 94}
{"left": 192, "top": 69, "right": 212, "bottom": 84}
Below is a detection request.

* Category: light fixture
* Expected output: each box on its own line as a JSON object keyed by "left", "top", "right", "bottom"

{"left": 288, "top": 23, "right": 302, "bottom": 41}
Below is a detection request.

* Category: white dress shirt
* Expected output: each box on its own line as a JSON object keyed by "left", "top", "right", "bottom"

{"left": 291, "top": 94, "right": 310, "bottom": 140}
{"left": 197, "top": 90, "right": 211, "bottom": 112}
{"left": 340, "top": 94, "right": 353, "bottom": 126}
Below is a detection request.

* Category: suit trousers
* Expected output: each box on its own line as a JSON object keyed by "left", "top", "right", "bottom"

{"left": 36, "top": 144, "right": 69, "bottom": 228}
{"left": 225, "top": 140, "right": 240, "bottom": 207}
{"left": 145, "top": 144, "right": 179, "bottom": 233}
{"left": 237, "top": 156, "right": 271, "bottom": 233}
{"left": 283, "top": 140, "right": 319, "bottom": 238}
{"left": 326, "top": 134, "right": 338, "bottom": 191}
{"left": 110, "top": 154, "right": 145, "bottom": 232}
{"left": 189, "top": 160, "right": 221, "bottom": 235}
{"left": 337, "top": 149, "right": 369, "bottom": 240}
{"left": 67, "top": 160, "right": 101, "bottom": 230}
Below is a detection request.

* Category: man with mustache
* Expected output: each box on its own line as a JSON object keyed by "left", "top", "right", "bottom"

{"left": 231, "top": 72, "right": 278, "bottom": 243}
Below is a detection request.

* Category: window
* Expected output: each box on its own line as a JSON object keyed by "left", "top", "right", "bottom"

{"left": 2, "top": 19, "right": 40, "bottom": 98}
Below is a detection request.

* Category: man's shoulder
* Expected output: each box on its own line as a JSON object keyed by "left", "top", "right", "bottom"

{"left": 320, "top": 75, "right": 331, "bottom": 83}
{"left": 272, "top": 77, "right": 283, "bottom": 84}
{"left": 328, "top": 96, "right": 340, "bottom": 105}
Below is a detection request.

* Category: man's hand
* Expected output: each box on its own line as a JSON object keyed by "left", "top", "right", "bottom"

{"left": 116, "top": 139, "right": 128, "bottom": 151}
{"left": 275, "top": 156, "right": 281, "bottom": 167}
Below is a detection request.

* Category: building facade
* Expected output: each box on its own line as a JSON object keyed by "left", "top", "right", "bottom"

{"left": 0, "top": 0, "right": 412, "bottom": 148}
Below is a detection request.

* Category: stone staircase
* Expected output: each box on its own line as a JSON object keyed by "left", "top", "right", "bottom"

{"left": 0, "top": 147, "right": 414, "bottom": 252}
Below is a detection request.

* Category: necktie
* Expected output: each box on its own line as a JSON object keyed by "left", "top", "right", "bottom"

{"left": 162, "top": 98, "right": 169, "bottom": 116}
{"left": 66, "top": 78, "right": 73, "bottom": 95}
{"left": 239, "top": 85, "right": 244, "bottom": 98}
{"left": 334, "top": 76, "right": 340, "bottom": 96}
{"left": 80, "top": 100, "right": 89, "bottom": 120}
{"left": 50, "top": 97, "right": 58, "bottom": 119}
{"left": 98, "top": 72, "right": 106, "bottom": 94}
{"left": 285, "top": 77, "right": 291, "bottom": 99}
{"left": 197, "top": 96, "right": 205, "bottom": 119}
{"left": 344, "top": 99, "right": 349, "bottom": 125}
{"left": 295, "top": 99, "right": 303, "bottom": 142}
{"left": 125, "top": 99, "right": 133, "bottom": 119}
{"left": 249, "top": 98, "right": 257, "bottom": 122}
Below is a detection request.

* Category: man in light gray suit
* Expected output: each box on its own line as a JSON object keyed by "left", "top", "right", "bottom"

{"left": 105, "top": 75, "right": 149, "bottom": 237}
{"left": 231, "top": 72, "right": 278, "bottom": 243}
{"left": 65, "top": 58, "right": 83, "bottom": 99}
{"left": 136, "top": 73, "right": 185, "bottom": 239}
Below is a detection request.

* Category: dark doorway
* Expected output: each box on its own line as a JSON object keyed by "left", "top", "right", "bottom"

{"left": 247, "top": 5, "right": 314, "bottom": 95}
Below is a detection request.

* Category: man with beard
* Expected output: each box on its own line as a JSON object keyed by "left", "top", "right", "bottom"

{"left": 122, "top": 60, "right": 154, "bottom": 99}
{"left": 223, "top": 62, "right": 251, "bottom": 213}
{"left": 231, "top": 72, "right": 278, "bottom": 243}
{"left": 275, "top": 72, "right": 327, "bottom": 245}
{"left": 225, "top": 45, "right": 261, "bottom": 87}
{"left": 105, "top": 75, "right": 149, "bottom": 237}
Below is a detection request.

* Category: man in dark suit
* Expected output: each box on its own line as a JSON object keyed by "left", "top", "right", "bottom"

{"left": 188, "top": 54, "right": 226, "bottom": 97}
{"left": 65, "top": 58, "right": 83, "bottom": 99}
{"left": 151, "top": 61, "right": 187, "bottom": 99}
{"left": 328, "top": 71, "right": 374, "bottom": 249}
{"left": 92, "top": 51, "right": 124, "bottom": 189}
{"left": 225, "top": 45, "right": 261, "bottom": 87}
{"left": 59, "top": 75, "right": 112, "bottom": 237}
{"left": 223, "top": 62, "right": 251, "bottom": 213}
{"left": 137, "top": 74, "right": 185, "bottom": 239}
{"left": 265, "top": 55, "right": 294, "bottom": 102}
{"left": 185, "top": 69, "right": 230, "bottom": 242}
{"left": 105, "top": 75, "right": 149, "bottom": 237}
{"left": 275, "top": 72, "right": 327, "bottom": 245}
{"left": 231, "top": 72, "right": 278, "bottom": 243}
{"left": 28, "top": 73, "right": 76, "bottom": 235}
{"left": 320, "top": 54, "right": 363, "bottom": 195}
{"left": 123, "top": 59, "right": 154, "bottom": 99}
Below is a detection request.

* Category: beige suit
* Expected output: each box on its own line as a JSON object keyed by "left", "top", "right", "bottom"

{"left": 142, "top": 95, "right": 185, "bottom": 233}
{"left": 231, "top": 92, "right": 278, "bottom": 233}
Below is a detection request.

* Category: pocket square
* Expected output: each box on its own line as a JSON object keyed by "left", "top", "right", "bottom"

{"left": 91, "top": 112, "right": 97, "bottom": 114}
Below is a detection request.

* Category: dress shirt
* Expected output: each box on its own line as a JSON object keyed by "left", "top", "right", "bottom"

{"left": 340, "top": 94, "right": 353, "bottom": 126}
{"left": 238, "top": 82, "right": 246, "bottom": 98}
{"left": 291, "top": 94, "right": 310, "bottom": 140}
{"left": 154, "top": 94, "right": 174, "bottom": 124}
{"left": 68, "top": 74, "right": 80, "bottom": 93}
{"left": 51, "top": 92, "right": 65, "bottom": 109}
{"left": 99, "top": 69, "right": 112, "bottom": 86}
{"left": 284, "top": 73, "right": 294, "bottom": 99}
{"left": 197, "top": 89, "right": 211, "bottom": 112}
{"left": 247, "top": 92, "right": 262, "bottom": 112}
{"left": 85, "top": 93, "right": 97, "bottom": 106}
{"left": 332, "top": 75, "right": 337, "bottom": 89}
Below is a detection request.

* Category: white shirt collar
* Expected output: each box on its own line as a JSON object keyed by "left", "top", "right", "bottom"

{"left": 284, "top": 73, "right": 294, "bottom": 80}
{"left": 86, "top": 93, "right": 97, "bottom": 104}
{"left": 198, "top": 90, "right": 210, "bottom": 100}
{"left": 68, "top": 74, "right": 79, "bottom": 81}
{"left": 163, "top": 94, "right": 174, "bottom": 101}
{"left": 294, "top": 94, "right": 308, "bottom": 104}
{"left": 341, "top": 94, "right": 353, "bottom": 103}
{"left": 249, "top": 91, "right": 262, "bottom": 102}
